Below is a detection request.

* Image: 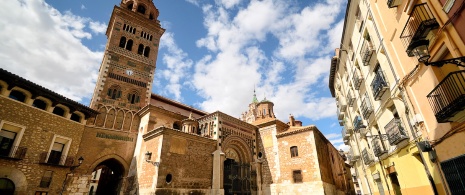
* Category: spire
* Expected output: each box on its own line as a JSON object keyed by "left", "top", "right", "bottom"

{"left": 252, "top": 87, "right": 258, "bottom": 103}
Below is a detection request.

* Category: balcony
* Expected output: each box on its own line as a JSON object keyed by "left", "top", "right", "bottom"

{"left": 360, "top": 41, "right": 375, "bottom": 66}
{"left": 372, "top": 137, "right": 388, "bottom": 157}
{"left": 387, "top": 0, "right": 401, "bottom": 8}
{"left": 39, "top": 152, "right": 75, "bottom": 167}
{"left": 337, "top": 98, "right": 347, "bottom": 111}
{"left": 337, "top": 107, "right": 345, "bottom": 120}
{"left": 359, "top": 127, "right": 368, "bottom": 139}
{"left": 400, "top": 3, "right": 439, "bottom": 57}
{"left": 338, "top": 119, "right": 344, "bottom": 126}
{"left": 347, "top": 90, "right": 355, "bottom": 107}
{"left": 362, "top": 148, "right": 375, "bottom": 165}
{"left": 342, "top": 127, "right": 351, "bottom": 141}
{"left": 427, "top": 71, "right": 465, "bottom": 123}
{"left": 0, "top": 146, "right": 27, "bottom": 160}
{"left": 371, "top": 71, "right": 389, "bottom": 100}
{"left": 350, "top": 147, "right": 360, "bottom": 160}
{"left": 352, "top": 69, "right": 363, "bottom": 90}
{"left": 361, "top": 95, "right": 374, "bottom": 119}
{"left": 353, "top": 116, "right": 363, "bottom": 131}
{"left": 385, "top": 118, "right": 409, "bottom": 145}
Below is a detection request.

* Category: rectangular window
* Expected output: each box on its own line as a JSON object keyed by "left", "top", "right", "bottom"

{"left": 293, "top": 170, "right": 303, "bottom": 183}
{"left": 0, "top": 121, "right": 26, "bottom": 159}
{"left": 47, "top": 142, "right": 64, "bottom": 165}
{"left": 41, "top": 135, "right": 72, "bottom": 166}
{"left": 290, "top": 146, "right": 298, "bottom": 158}
{"left": 441, "top": 154, "right": 465, "bottom": 194}
{"left": 35, "top": 192, "right": 48, "bottom": 195}
{"left": 39, "top": 171, "right": 53, "bottom": 188}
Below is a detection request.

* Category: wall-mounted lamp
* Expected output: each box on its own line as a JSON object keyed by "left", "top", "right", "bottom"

{"left": 70, "top": 156, "right": 84, "bottom": 171}
{"left": 145, "top": 151, "right": 160, "bottom": 166}
{"left": 408, "top": 39, "right": 465, "bottom": 67}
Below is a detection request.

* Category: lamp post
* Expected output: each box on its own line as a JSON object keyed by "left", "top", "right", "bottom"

{"left": 408, "top": 39, "right": 465, "bottom": 67}
{"left": 145, "top": 151, "right": 160, "bottom": 166}
{"left": 60, "top": 156, "right": 84, "bottom": 195}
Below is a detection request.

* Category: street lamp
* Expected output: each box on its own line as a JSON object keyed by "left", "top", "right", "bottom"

{"left": 70, "top": 156, "right": 84, "bottom": 171}
{"left": 145, "top": 151, "right": 160, "bottom": 166}
{"left": 60, "top": 156, "right": 84, "bottom": 195}
{"left": 408, "top": 39, "right": 465, "bottom": 67}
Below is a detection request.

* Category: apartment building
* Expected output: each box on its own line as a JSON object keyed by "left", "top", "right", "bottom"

{"left": 331, "top": 0, "right": 465, "bottom": 194}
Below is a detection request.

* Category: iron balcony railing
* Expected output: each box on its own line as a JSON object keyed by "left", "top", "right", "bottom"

{"left": 338, "top": 98, "right": 347, "bottom": 111}
{"left": 372, "top": 136, "right": 388, "bottom": 157}
{"left": 353, "top": 116, "right": 363, "bottom": 131}
{"left": 361, "top": 95, "right": 374, "bottom": 119}
{"left": 0, "top": 146, "right": 27, "bottom": 160}
{"left": 347, "top": 90, "right": 355, "bottom": 107}
{"left": 359, "top": 127, "right": 368, "bottom": 139}
{"left": 427, "top": 70, "right": 465, "bottom": 123}
{"left": 385, "top": 118, "right": 409, "bottom": 145}
{"left": 337, "top": 107, "right": 345, "bottom": 120}
{"left": 371, "top": 71, "right": 389, "bottom": 100}
{"left": 360, "top": 41, "right": 375, "bottom": 66}
{"left": 362, "top": 148, "right": 374, "bottom": 165}
{"left": 39, "top": 152, "right": 75, "bottom": 167}
{"left": 350, "top": 147, "right": 360, "bottom": 160}
{"left": 339, "top": 119, "right": 344, "bottom": 126}
{"left": 387, "top": 0, "right": 401, "bottom": 8}
{"left": 400, "top": 3, "right": 439, "bottom": 56}
{"left": 352, "top": 69, "right": 363, "bottom": 90}
{"left": 342, "top": 127, "right": 350, "bottom": 140}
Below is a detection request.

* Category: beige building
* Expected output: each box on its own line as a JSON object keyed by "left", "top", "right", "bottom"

{"left": 0, "top": 0, "right": 354, "bottom": 195}
{"left": 331, "top": 0, "right": 465, "bottom": 194}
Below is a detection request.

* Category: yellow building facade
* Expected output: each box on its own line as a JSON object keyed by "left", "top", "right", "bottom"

{"left": 330, "top": 0, "right": 465, "bottom": 194}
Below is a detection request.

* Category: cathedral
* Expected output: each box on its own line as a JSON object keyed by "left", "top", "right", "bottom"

{"left": 0, "top": 0, "right": 353, "bottom": 195}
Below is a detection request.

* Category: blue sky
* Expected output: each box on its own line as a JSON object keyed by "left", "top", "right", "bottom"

{"left": 0, "top": 0, "right": 347, "bottom": 149}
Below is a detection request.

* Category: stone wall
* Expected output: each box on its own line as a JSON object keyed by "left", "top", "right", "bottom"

{"left": 0, "top": 96, "right": 86, "bottom": 195}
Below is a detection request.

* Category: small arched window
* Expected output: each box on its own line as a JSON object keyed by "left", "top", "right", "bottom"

{"left": 70, "top": 113, "right": 81, "bottom": 122}
{"left": 290, "top": 146, "right": 298, "bottom": 158}
{"left": 107, "top": 85, "right": 121, "bottom": 100}
{"left": 144, "top": 46, "right": 150, "bottom": 57}
{"left": 8, "top": 90, "right": 26, "bottom": 102}
{"left": 126, "top": 39, "right": 133, "bottom": 51}
{"left": 32, "top": 99, "right": 47, "bottom": 110}
{"left": 138, "top": 44, "right": 144, "bottom": 55}
{"left": 119, "top": 36, "right": 127, "bottom": 48}
{"left": 52, "top": 106, "right": 65, "bottom": 117}
{"left": 127, "top": 91, "right": 140, "bottom": 104}
{"left": 127, "top": 3, "right": 133, "bottom": 10}
{"left": 149, "top": 13, "right": 154, "bottom": 20}
{"left": 137, "top": 5, "right": 146, "bottom": 14}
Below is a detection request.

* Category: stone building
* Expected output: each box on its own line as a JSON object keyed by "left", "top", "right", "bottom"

{"left": 0, "top": 0, "right": 354, "bottom": 195}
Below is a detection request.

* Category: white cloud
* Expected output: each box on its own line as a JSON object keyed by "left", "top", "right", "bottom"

{"left": 89, "top": 21, "right": 107, "bottom": 34}
{"left": 81, "top": 4, "right": 86, "bottom": 10}
{"left": 191, "top": 0, "right": 345, "bottom": 121}
{"left": 0, "top": 0, "right": 103, "bottom": 101}
{"left": 158, "top": 32, "right": 193, "bottom": 101}
{"left": 325, "top": 133, "right": 341, "bottom": 140}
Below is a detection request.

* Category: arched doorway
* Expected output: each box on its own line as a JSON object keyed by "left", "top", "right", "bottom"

{"left": 223, "top": 148, "right": 252, "bottom": 195}
{"left": 0, "top": 178, "right": 15, "bottom": 195}
{"left": 91, "top": 158, "right": 125, "bottom": 195}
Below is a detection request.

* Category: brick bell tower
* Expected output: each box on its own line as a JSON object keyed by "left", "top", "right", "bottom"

{"left": 88, "top": 0, "right": 164, "bottom": 130}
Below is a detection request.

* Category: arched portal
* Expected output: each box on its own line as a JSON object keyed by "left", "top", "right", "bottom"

{"left": 222, "top": 141, "right": 254, "bottom": 195}
{"left": 0, "top": 178, "right": 15, "bottom": 195}
{"left": 91, "top": 158, "right": 125, "bottom": 195}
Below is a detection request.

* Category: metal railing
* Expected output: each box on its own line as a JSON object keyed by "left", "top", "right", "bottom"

{"left": 337, "top": 107, "right": 345, "bottom": 120}
{"left": 371, "top": 71, "right": 389, "bottom": 100}
{"left": 353, "top": 116, "right": 363, "bottom": 131}
{"left": 361, "top": 95, "right": 373, "bottom": 119}
{"left": 342, "top": 127, "right": 350, "bottom": 140}
{"left": 427, "top": 70, "right": 465, "bottom": 123}
{"left": 360, "top": 41, "right": 375, "bottom": 66}
{"left": 385, "top": 118, "right": 409, "bottom": 145}
{"left": 387, "top": 0, "right": 402, "bottom": 8}
{"left": 352, "top": 69, "right": 363, "bottom": 90}
{"left": 362, "top": 148, "right": 374, "bottom": 165}
{"left": 347, "top": 90, "right": 355, "bottom": 107}
{"left": 39, "top": 152, "right": 75, "bottom": 167}
{"left": 400, "top": 3, "right": 439, "bottom": 56}
{"left": 372, "top": 137, "right": 388, "bottom": 157}
{"left": 0, "top": 146, "right": 27, "bottom": 160}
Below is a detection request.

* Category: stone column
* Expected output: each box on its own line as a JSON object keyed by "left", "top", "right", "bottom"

{"left": 211, "top": 149, "right": 225, "bottom": 195}
{"left": 254, "top": 161, "right": 263, "bottom": 195}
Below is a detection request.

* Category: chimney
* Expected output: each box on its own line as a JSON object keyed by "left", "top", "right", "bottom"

{"left": 289, "top": 114, "right": 295, "bottom": 126}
